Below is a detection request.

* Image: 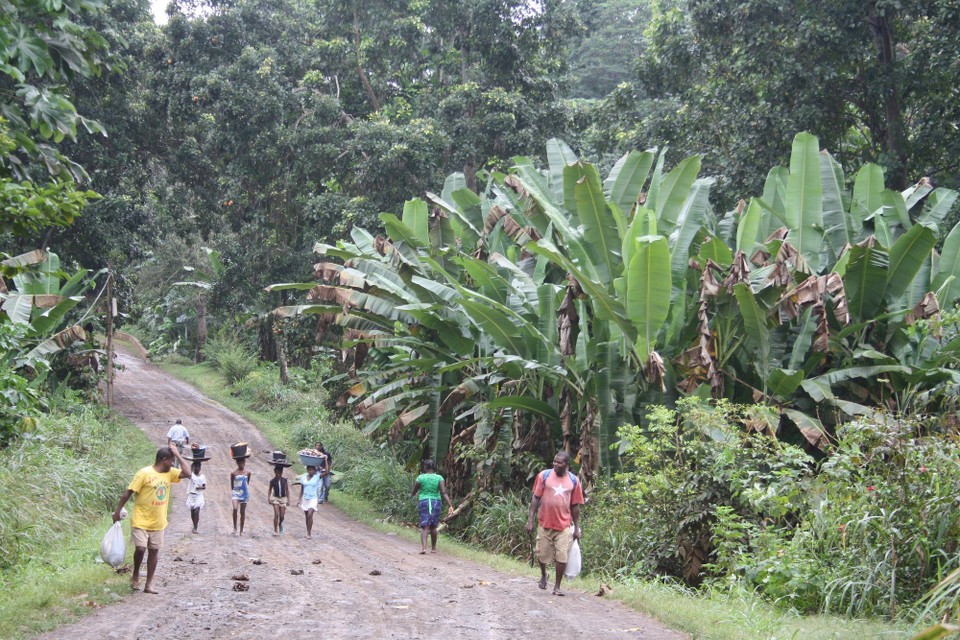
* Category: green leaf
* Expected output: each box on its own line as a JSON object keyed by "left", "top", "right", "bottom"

{"left": 852, "top": 164, "right": 885, "bottom": 222}
{"left": 933, "top": 221, "right": 960, "bottom": 304}
{"left": 844, "top": 242, "right": 889, "bottom": 321}
{"left": 625, "top": 236, "right": 671, "bottom": 362}
{"left": 736, "top": 199, "right": 762, "bottom": 255}
{"left": 566, "top": 161, "right": 620, "bottom": 283}
{"left": 547, "top": 138, "right": 578, "bottom": 204}
{"left": 883, "top": 223, "right": 936, "bottom": 307}
{"left": 784, "top": 132, "right": 823, "bottom": 273}
{"left": 655, "top": 156, "right": 701, "bottom": 235}
{"left": 488, "top": 395, "right": 560, "bottom": 426}
{"left": 801, "top": 365, "right": 910, "bottom": 402}
{"left": 604, "top": 150, "right": 654, "bottom": 216}
{"left": 767, "top": 368, "right": 804, "bottom": 397}
{"left": 820, "top": 150, "right": 854, "bottom": 258}
{"left": 11, "top": 26, "right": 54, "bottom": 76}
{"left": 669, "top": 178, "right": 712, "bottom": 283}
{"left": 733, "top": 283, "right": 769, "bottom": 380}
{"left": 401, "top": 198, "right": 430, "bottom": 246}
{"left": 917, "top": 188, "right": 958, "bottom": 230}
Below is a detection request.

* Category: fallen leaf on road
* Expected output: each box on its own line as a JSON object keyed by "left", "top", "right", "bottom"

{"left": 477, "top": 580, "right": 493, "bottom": 586}
{"left": 231, "top": 574, "right": 249, "bottom": 581}
{"left": 312, "top": 559, "right": 322, "bottom": 564}
{"left": 251, "top": 558, "right": 265, "bottom": 565}
{"left": 173, "top": 556, "right": 184, "bottom": 562}
{"left": 596, "top": 583, "right": 614, "bottom": 597}
{"left": 290, "top": 569, "right": 304, "bottom": 576}
{"left": 461, "top": 584, "right": 474, "bottom": 589}
{"left": 114, "top": 565, "right": 131, "bottom": 575}
{"left": 389, "top": 605, "right": 409, "bottom": 610}
{"left": 369, "top": 570, "right": 381, "bottom": 576}
{"left": 189, "top": 559, "right": 208, "bottom": 565}
{"left": 233, "top": 582, "right": 249, "bottom": 592}
{"left": 84, "top": 601, "right": 102, "bottom": 608}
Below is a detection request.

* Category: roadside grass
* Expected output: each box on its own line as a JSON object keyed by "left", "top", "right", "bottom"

{"left": 0, "top": 411, "right": 155, "bottom": 639}
{"left": 160, "top": 362, "right": 913, "bottom": 640}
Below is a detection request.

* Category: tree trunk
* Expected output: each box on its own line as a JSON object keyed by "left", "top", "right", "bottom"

{"left": 277, "top": 331, "right": 289, "bottom": 384}
{"left": 194, "top": 293, "right": 207, "bottom": 363}
{"left": 353, "top": 7, "right": 381, "bottom": 112}
{"left": 866, "top": 10, "right": 907, "bottom": 189}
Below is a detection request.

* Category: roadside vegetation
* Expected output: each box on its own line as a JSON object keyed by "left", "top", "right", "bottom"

{"left": 0, "top": 399, "right": 155, "bottom": 639}
{"left": 159, "top": 342, "right": 915, "bottom": 638}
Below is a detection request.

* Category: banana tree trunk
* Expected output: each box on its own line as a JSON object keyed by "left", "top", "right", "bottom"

{"left": 577, "top": 399, "right": 598, "bottom": 490}
{"left": 194, "top": 293, "right": 207, "bottom": 364}
{"left": 277, "top": 330, "right": 289, "bottom": 384}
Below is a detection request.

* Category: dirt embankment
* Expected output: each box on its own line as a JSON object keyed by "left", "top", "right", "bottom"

{"left": 38, "top": 351, "right": 686, "bottom": 640}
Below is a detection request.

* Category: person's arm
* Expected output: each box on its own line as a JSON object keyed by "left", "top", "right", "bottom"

{"left": 526, "top": 494, "right": 541, "bottom": 532}
{"left": 411, "top": 479, "right": 420, "bottom": 499}
{"left": 319, "top": 456, "right": 329, "bottom": 478}
{"left": 173, "top": 448, "right": 192, "bottom": 478}
{"left": 184, "top": 430, "right": 190, "bottom": 445}
{"left": 438, "top": 479, "right": 454, "bottom": 512}
{"left": 196, "top": 475, "right": 205, "bottom": 490}
{"left": 113, "top": 489, "right": 134, "bottom": 522}
{"left": 266, "top": 479, "right": 273, "bottom": 503}
{"left": 571, "top": 503, "right": 581, "bottom": 540}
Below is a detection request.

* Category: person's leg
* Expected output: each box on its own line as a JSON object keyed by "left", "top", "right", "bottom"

{"left": 279, "top": 505, "right": 286, "bottom": 533}
{"left": 272, "top": 504, "right": 279, "bottom": 534}
{"left": 553, "top": 562, "right": 566, "bottom": 595}
{"left": 143, "top": 548, "right": 160, "bottom": 594}
{"left": 131, "top": 546, "right": 145, "bottom": 590}
{"left": 305, "top": 509, "right": 314, "bottom": 538}
{"left": 419, "top": 527, "right": 428, "bottom": 554}
{"left": 538, "top": 561, "right": 548, "bottom": 589}
{"left": 429, "top": 526, "right": 438, "bottom": 551}
{"left": 238, "top": 502, "right": 247, "bottom": 535}
{"left": 232, "top": 499, "right": 239, "bottom": 533}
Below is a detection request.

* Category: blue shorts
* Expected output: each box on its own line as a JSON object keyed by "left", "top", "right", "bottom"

{"left": 418, "top": 499, "right": 442, "bottom": 528}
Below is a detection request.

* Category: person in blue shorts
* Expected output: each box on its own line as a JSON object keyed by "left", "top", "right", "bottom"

{"left": 411, "top": 459, "right": 454, "bottom": 554}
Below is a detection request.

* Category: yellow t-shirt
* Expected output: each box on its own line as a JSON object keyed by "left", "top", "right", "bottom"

{"left": 129, "top": 466, "right": 182, "bottom": 531}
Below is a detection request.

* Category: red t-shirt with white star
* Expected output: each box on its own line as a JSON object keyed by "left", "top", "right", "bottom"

{"left": 532, "top": 470, "right": 585, "bottom": 531}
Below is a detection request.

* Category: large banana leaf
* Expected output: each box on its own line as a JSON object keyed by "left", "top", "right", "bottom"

{"left": 459, "top": 297, "right": 531, "bottom": 358}
{"left": 626, "top": 236, "right": 671, "bottom": 363}
{"left": 736, "top": 198, "right": 762, "bottom": 254}
{"left": 401, "top": 198, "right": 430, "bottom": 246}
{"left": 883, "top": 223, "right": 937, "bottom": 308}
{"left": 758, "top": 166, "right": 789, "bottom": 241}
{"left": 547, "top": 138, "right": 578, "bottom": 205}
{"left": 604, "top": 149, "right": 654, "bottom": 216}
{"left": 565, "top": 161, "right": 620, "bottom": 284}
{"left": 933, "top": 221, "right": 960, "bottom": 304}
{"left": 784, "top": 132, "right": 823, "bottom": 273}
{"left": 655, "top": 156, "right": 701, "bottom": 236}
{"left": 820, "top": 150, "right": 854, "bottom": 258}
{"left": 488, "top": 395, "right": 560, "bottom": 427}
{"left": 851, "top": 164, "right": 885, "bottom": 222}
{"left": 844, "top": 242, "right": 889, "bottom": 321}
{"left": 917, "top": 188, "right": 959, "bottom": 231}
{"left": 668, "top": 177, "right": 713, "bottom": 283}
{"left": 733, "top": 283, "right": 769, "bottom": 382}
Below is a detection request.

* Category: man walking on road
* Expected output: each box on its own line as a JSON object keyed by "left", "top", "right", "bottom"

{"left": 166, "top": 419, "right": 189, "bottom": 467}
{"left": 113, "top": 446, "right": 191, "bottom": 594}
{"left": 526, "top": 451, "right": 584, "bottom": 596}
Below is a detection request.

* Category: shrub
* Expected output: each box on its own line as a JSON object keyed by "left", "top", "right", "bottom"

{"left": 203, "top": 333, "right": 256, "bottom": 383}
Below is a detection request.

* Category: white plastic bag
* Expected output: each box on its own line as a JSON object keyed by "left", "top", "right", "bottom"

{"left": 100, "top": 521, "right": 126, "bottom": 567}
{"left": 564, "top": 537, "right": 582, "bottom": 578}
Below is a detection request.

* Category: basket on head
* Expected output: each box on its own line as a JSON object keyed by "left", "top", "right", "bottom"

{"left": 299, "top": 452, "right": 325, "bottom": 468}
{"left": 230, "top": 442, "right": 250, "bottom": 459}
{"left": 186, "top": 444, "right": 210, "bottom": 462}
{"left": 268, "top": 451, "right": 292, "bottom": 467}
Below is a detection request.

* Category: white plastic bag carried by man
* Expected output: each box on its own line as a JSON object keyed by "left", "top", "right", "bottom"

{"left": 100, "top": 509, "right": 127, "bottom": 567}
{"left": 564, "top": 526, "right": 582, "bottom": 578}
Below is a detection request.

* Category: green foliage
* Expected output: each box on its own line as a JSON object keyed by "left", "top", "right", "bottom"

{"left": 201, "top": 332, "right": 256, "bottom": 384}
{"left": 0, "top": 401, "right": 150, "bottom": 568}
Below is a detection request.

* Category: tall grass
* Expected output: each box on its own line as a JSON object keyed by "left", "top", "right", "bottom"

{"left": 0, "top": 401, "right": 155, "bottom": 637}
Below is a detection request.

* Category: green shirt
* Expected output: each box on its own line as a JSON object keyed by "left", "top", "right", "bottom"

{"left": 416, "top": 473, "right": 443, "bottom": 501}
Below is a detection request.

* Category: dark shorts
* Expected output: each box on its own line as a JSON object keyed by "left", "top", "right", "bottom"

{"left": 418, "top": 499, "right": 442, "bottom": 528}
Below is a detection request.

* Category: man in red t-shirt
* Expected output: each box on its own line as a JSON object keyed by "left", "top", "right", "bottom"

{"left": 526, "top": 451, "right": 584, "bottom": 595}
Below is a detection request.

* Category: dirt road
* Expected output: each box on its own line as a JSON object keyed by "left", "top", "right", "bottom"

{"left": 39, "top": 351, "right": 685, "bottom": 640}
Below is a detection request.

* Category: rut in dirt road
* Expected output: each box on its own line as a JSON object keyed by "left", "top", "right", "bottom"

{"left": 38, "top": 351, "right": 686, "bottom": 640}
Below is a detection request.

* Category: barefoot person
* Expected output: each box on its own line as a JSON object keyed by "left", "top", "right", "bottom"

{"left": 266, "top": 452, "right": 293, "bottom": 536}
{"left": 314, "top": 442, "right": 333, "bottom": 504}
{"left": 230, "top": 443, "right": 252, "bottom": 536}
{"left": 526, "top": 451, "right": 584, "bottom": 596}
{"left": 297, "top": 465, "right": 321, "bottom": 539}
{"left": 185, "top": 447, "right": 210, "bottom": 533}
{"left": 112, "top": 446, "right": 191, "bottom": 594}
{"left": 411, "top": 459, "right": 454, "bottom": 554}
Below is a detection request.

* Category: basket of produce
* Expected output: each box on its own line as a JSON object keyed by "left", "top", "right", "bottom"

{"left": 298, "top": 448, "right": 326, "bottom": 467}
{"left": 230, "top": 442, "right": 250, "bottom": 458}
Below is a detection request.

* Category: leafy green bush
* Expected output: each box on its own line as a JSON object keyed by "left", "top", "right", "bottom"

{"left": 202, "top": 333, "right": 256, "bottom": 383}
{"left": 458, "top": 491, "right": 530, "bottom": 558}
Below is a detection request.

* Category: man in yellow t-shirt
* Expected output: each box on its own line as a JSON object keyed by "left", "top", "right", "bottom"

{"left": 113, "top": 446, "right": 191, "bottom": 593}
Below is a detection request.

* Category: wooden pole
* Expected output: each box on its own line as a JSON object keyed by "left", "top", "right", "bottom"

{"left": 106, "top": 269, "right": 114, "bottom": 412}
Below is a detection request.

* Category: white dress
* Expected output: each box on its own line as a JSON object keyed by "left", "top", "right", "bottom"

{"left": 186, "top": 473, "right": 206, "bottom": 509}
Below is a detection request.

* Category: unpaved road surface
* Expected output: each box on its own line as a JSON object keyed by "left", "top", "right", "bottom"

{"left": 39, "top": 351, "right": 685, "bottom": 640}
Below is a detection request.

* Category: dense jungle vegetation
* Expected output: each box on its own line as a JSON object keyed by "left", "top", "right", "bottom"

{"left": 4, "top": 0, "right": 960, "bottom": 634}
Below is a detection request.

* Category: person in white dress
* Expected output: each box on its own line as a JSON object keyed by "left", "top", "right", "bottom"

{"left": 185, "top": 460, "right": 207, "bottom": 533}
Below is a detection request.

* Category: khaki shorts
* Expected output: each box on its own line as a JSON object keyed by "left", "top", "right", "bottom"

{"left": 269, "top": 496, "right": 289, "bottom": 506}
{"left": 536, "top": 525, "right": 573, "bottom": 564}
{"left": 131, "top": 527, "right": 165, "bottom": 550}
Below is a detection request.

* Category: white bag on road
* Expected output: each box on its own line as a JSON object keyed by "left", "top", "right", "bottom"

{"left": 100, "top": 521, "right": 126, "bottom": 567}
{"left": 565, "top": 537, "right": 582, "bottom": 578}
